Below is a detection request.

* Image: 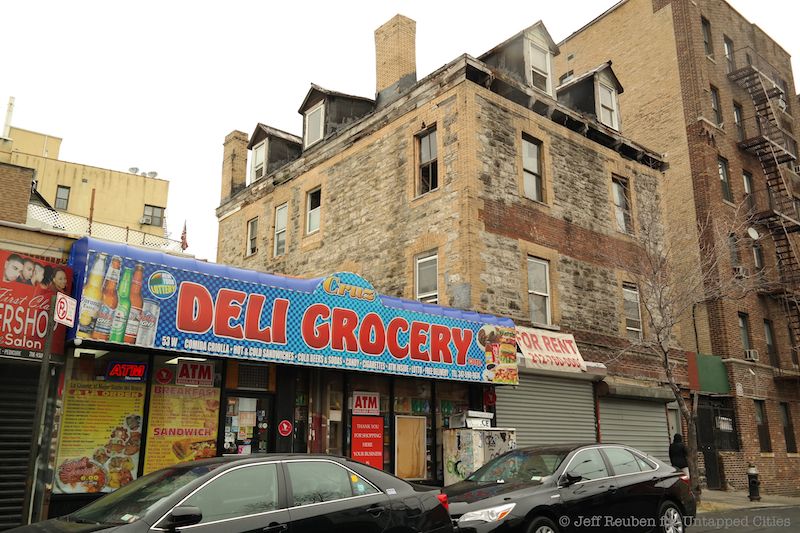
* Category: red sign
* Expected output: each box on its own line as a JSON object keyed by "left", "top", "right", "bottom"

{"left": 278, "top": 419, "right": 293, "bottom": 437}
{"left": 176, "top": 361, "right": 214, "bottom": 387}
{"left": 106, "top": 361, "right": 148, "bottom": 382}
{"left": 351, "top": 416, "right": 384, "bottom": 468}
{"left": 155, "top": 367, "right": 174, "bottom": 384}
{"left": 0, "top": 250, "right": 72, "bottom": 361}
{"left": 352, "top": 392, "right": 380, "bottom": 416}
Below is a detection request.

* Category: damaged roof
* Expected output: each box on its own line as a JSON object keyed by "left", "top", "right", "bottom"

{"left": 298, "top": 83, "right": 375, "bottom": 114}
{"left": 556, "top": 61, "right": 624, "bottom": 94}
{"left": 247, "top": 123, "right": 302, "bottom": 150}
{"left": 478, "top": 20, "right": 559, "bottom": 60}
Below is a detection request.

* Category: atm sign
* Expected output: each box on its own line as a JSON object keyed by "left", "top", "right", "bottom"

{"left": 106, "top": 361, "right": 148, "bottom": 382}
{"left": 176, "top": 361, "right": 214, "bottom": 387}
{"left": 352, "top": 391, "right": 380, "bottom": 416}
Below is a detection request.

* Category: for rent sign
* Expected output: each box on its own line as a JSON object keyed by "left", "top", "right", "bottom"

{"left": 516, "top": 326, "right": 587, "bottom": 373}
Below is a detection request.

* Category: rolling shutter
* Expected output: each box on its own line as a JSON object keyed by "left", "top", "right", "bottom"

{"left": 0, "top": 361, "right": 39, "bottom": 530}
{"left": 599, "top": 398, "right": 670, "bottom": 461}
{"left": 495, "top": 375, "right": 596, "bottom": 447}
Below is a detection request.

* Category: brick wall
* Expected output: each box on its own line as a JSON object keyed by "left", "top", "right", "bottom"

{"left": 0, "top": 162, "right": 34, "bottom": 224}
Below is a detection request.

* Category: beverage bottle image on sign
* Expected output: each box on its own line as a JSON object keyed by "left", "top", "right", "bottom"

{"left": 92, "top": 255, "right": 122, "bottom": 341}
{"left": 109, "top": 267, "right": 133, "bottom": 342}
{"left": 124, "top": 264, "right": 145, "bottom": 344}
{"left": 135, "top": 299, "right": 160, "bottom": 347}
{"left": 77, "top": 253, "right": 108, "bottom": 338}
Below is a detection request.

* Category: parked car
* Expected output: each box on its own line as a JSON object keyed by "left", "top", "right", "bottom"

{"left": 11, "top": 454, "right": 452, "bottom": 533}
{"left": 444, "top": 443, "right": 695, "bottom": 533}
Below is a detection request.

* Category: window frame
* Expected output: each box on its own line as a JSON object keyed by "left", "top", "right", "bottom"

{"left": 522, "top": 134, "right": 543, "bottom": 202}
{"left": 780, "top": 403, "right": 797, "bottom": 454}
{"left": 701, "top": 17, "right": 714, "bottom": 57}
{"left": 250, "top": 140, "right": 267, "bottom": 184}
{"left": 284, "top": 459, "right": 381, "bottom": 508}
{"left": 718, "top": 157, "right": 733, "bottom": 202}
{"left": 598, "top": 83, "right": 619, "bottom": 130}
{"left": 143, "top": 204, "right": 165, "bottom": 227}
{"left": 415, "top": 251, "right": 438, "bottom": 304}
{"left": 612, "top": 176, "right": 633, "bottom": 234}
{"left": 754, "top": 400, "right": 772, "bottom": 453}
{"left": 246, "top": 217, "right": 258, "bottom": 256}
{"left": 743, "top": 170, "right": 754, "bottom": 211}
{"left": 623, "top": 283, "right": 642, "bottom": 342}
{"left": 273, "top": 203, "right": 288, "bottom": 257}
{"left": 563, "top": 448, "right": 610, "bottom": 483}
{"left": 306, "top": 188, "right": 321, "bottom": 235}
{"left": 417, "top": 127, "right": 439, "bottom": 197}
{"left": 527, "top": 256, "right": 551, "bottom": 325}
{"left": 304, "top": 101, "right": 325, "bottom": 148}
{"left": 529, "top": 42, "right": 551, "bottom": 94}
{"left": 733, "top": 103, "right": 745, "bottom": 142}
{"left": 601, "top": 446, "right": 646, "bottom": 477}
{"left": 738, "top": 312, "right": 752, "bottom": 352}
{"left": 752, "top": 241, "right": 764, "bottom": 271}
{"left": 710, "top": 85, "right": 723, "bottom": 126}
{"left": 724, "top": 36, "right": 735, "bottom": 73}
{"left": 55, "top": 185, "right": 71, "bottom": 210}
{"left": 764, "top": 319, "right": 780, "bottom": 367}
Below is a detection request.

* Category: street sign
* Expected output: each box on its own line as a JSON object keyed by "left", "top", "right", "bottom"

{"left": 278, "top": 419, "right": 293, "bottom": 437}
{"left": 54, "top": 293, "right": 77, "bottom": 328}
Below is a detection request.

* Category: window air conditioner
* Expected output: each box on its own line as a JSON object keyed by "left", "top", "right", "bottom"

{"left": 744, "top": 349, "right": 759, "bottom": 362}
{"left": 139, "top": 215, "right": 152, "bottom": 225}
{"left": 733, "top": 265, "right": 748, "bottom": 278}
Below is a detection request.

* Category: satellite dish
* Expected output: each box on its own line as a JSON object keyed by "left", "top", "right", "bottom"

{"left": 128, "top": 167, "right": 139, "bottom": 174}
{"left": 747, "top": 227, "right": 760, "bottom": 240}
{"left": 147, "top": 171, "right": 158, "bottom": 178}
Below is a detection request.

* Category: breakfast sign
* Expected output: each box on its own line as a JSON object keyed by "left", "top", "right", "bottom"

{"left": 68, "top": 238, "right": 518, "bottom": 385}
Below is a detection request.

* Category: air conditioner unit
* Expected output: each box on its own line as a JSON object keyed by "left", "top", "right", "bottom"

{"left": 139, "top": 216, "right": 152, "bottom": 225}
{"left": 733, "top": 265, "right": 749, "bottom": 278}
{"left": 745, "top": 349, "right": 759, "bottom": 362}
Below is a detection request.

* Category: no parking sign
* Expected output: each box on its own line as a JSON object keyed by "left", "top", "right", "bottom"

{"left": 54, "top": 293, "right": 77, "bottom": 328}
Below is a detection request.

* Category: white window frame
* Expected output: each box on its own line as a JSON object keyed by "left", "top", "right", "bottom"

{"left": 249, "top": 140, "right": 267, "bottom": 184}
{"left": 306, "top": 188, "right": 321, "bottom": 235}
{"left": 529, "top": 42, "right": 551, "bottom": 95}
{"left": 733, "top": 103, "right": 744, "bottom": 142}
{"left": 246, "top": 217, "right": 258, "bottom": 256}
{"left": 598, "top": 83, "right": 618, "bottom": 130}
{"left": 415, "top": 252, "right": 438, "bottom": 304}
{"left": 623, "top": 283, "right": 642, "bottom": 341}
{"left": 527, "top": 256, "right": 551, "bottom": 325}
{"left": 304, "top": 101, "right": 325, "bottom": 148}
{"left": 274, "top": 203, "right": 288, "bottom": 257}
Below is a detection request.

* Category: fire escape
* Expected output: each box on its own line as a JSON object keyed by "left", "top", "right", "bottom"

{"left": 728, "top": 50, "right": 800, "bottom": 376}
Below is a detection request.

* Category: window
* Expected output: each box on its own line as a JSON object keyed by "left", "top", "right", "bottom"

{"left": 415, "top": 251, "right": 438, "bottom": 304}
{"left": 612, "top": 176, "right": 633, "bottom": 234}
{"left": 710, "top": 85, "right": 723, "bottom": 126}
{"left": 623, "top": 283, "right": 642, "bottom": 342}
{"left": 738, "top": 313, "right": 751, "bottom": 352}
{"left": 603, "top": 448, "right": 642, "bottom": 476}
{"left": 527, "top": 257, "right": 551, "bottom": 325}
{"left": 599, "top": 84, "right": 618, "bottom": 129}
{"left": 724, "top": 36, "right": 735, "bottom": 73}
{"left": 780, "top": 403, "right": 797, "bottom": 453}
{"left": 566, "top": 449, "right": 609, "bottom": 481}
{"left": 250, "top": 140, "right": 266, "bottom": 183}
{"left": 417, "top": 128, "right": 438, "bottom": 195}
{"left": 287, "top": 461, "right": 373, "bottom": 505}
{"left": 55, "top": 185, "right": 70, "bottom": 210}
{"left": 246, "top": 217, "right": 258, "bottom": 256}
{"left": 728, "top": 233, "right": 740, "bottom": 265}
{"left": 764, "top": 320, "right": 779, "bottom": 367}
{"left": 143, "top": 205, "right": 164, "bottom": 227}
{"left": 754, "top": 400, "right": 772, "bottom": 452}
{"left": 701, "top": 17, "right": 714, "bottom": 57}
{"left": 753, "top": 242, "right": 764, "bottom": 271}
{"left": 734, "top": 103, "right": 745, "bottom": 142}
{"left": 182, "top": 464, "right": 279, "bottom": 524}
{"left": 274, "top": 203, "right": 287, "bottom": 257}
{"left": 306, "top": 188, "right": 321, "bottom": 234}
{"left": 530, "top": 43, "right": 550, "bottom": 93}
{"left": 789, "top": 325, "right": 800, "bottom": 367}
{"left": 743, "top": 171, "right": 754, "bottom": 210}
{"left": 522, "top": 135, "right": 543, "bottom": 202}
{"left": 559, "top": 71, "right": 574, "bottom": 85}
{"left": 719, "top": 157, "right": 733, "bottom": 202}
{"left": 304, "top": 102, "right": 325, "bottom": 147}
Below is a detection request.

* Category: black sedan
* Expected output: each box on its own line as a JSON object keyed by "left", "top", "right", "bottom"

{"left": 11, "top": 454, "right": 452, "bottom": 533}
{"left": 444, "top": 443, "right": 695, "bottom": 533}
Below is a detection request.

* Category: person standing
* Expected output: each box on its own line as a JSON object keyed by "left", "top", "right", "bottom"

{"left": 669, "top": 433, "right": 689, "bottom": 477}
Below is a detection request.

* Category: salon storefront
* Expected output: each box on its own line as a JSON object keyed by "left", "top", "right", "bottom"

{"left": 47, "top": 237, "right": 518, "bottom": 517}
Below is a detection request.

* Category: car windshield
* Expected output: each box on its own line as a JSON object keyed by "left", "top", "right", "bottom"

{"left": 467, "top": 449, "right": 567, "bottom": 484}
{"left": 68, "top": 463, "right": 224, "bottom": 525}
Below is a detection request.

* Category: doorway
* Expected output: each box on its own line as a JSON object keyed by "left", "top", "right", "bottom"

{"left": 222, "top": 394, "right": 274, "bottom": 455}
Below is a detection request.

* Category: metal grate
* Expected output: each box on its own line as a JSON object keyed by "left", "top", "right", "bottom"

{"left": 237, "top": 364, "right": 270, "bottom": 390}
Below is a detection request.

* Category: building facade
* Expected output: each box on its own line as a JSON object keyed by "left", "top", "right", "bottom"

{"left": 558, "top": 0, "right": 800, "bottom": 495}
{"left": 217, "top": 16, "right": 689, "bottom": 476}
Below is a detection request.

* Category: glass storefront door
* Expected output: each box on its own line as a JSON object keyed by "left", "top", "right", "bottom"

{"left": 222, "top": 395, "right": 273, "bottom": 455}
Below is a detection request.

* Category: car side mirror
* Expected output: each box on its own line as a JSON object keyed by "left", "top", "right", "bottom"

{"left": 165, "top": 506, "right": 202, "bottom": 530}
{"left": 558, "top": 473, "right": 582, "bottom": 487}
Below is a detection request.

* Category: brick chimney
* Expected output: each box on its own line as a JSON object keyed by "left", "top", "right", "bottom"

{"left": 220, "top": 130, "right": 248, "bottom": 201}
{"left": 375, "top": 14, "right": 417, "bottom": 107}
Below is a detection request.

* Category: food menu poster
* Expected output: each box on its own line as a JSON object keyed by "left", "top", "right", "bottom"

{"left": 54, "top": 380, "right": 144, "bottom": 494}
{"left": 143, "top": 384, "right": 220, "bottom": 475}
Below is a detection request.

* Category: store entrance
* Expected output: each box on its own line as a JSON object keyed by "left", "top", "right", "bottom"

{"left": 222, "top": 395, "right": 274, "bottom": 455}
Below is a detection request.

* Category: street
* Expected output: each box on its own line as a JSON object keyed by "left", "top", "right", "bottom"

{"left": 689, "top": 506, "right": 799, "bottom": 532}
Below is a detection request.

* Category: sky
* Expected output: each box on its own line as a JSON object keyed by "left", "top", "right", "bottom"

{"left": 4, "top": 0, "right": 798, "bottom": 262}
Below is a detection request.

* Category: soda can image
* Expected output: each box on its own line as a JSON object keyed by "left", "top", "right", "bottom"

{"left": 136, "top": 299, "right": 160, "bottom": 347}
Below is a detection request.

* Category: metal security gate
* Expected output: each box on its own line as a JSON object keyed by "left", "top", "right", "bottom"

{"left": 495, "top": 375, "right": 596, "bottom": 447}
{"left": 0, "top": 361, "right": 39, "bottom": 530}
{"left": 599, "top": 397, "right": 670, "bottom": 462}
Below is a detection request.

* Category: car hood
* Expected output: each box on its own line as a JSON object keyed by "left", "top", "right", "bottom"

{"left": 444, "top": 479, "right": 548, "bottom": 507}
{"left": 7, "top": 519, "right": 123, "bottom": 532}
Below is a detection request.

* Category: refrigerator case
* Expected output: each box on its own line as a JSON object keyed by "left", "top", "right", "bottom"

{"left": 443, "top": 428, "right": 516, "bottom": 486}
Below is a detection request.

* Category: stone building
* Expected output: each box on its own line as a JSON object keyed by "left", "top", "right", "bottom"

{"left": 558, "top": 0, "right": 800, "bottom": 495}
{"left": 216, "top": 14, "right": 695, "bottom": 469}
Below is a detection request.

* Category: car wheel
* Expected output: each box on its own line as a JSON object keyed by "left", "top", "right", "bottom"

{"left": 659, "top": 501, "right": 685, "bottom": 533}
{"left": 526, "top": 516, "right": 560, "bottom": 533}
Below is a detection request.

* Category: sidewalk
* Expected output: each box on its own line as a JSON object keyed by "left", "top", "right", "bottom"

{"left": 697, "top": 488, "right": 800, "bottom": 513}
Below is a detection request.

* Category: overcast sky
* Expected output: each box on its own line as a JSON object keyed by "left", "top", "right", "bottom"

{"left": 4, "top": 0, "right": 797, "bottom": 262}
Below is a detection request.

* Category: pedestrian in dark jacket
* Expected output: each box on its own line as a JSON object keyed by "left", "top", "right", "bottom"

{"left": 669, "top": 433, "right": 689, "bottom": 477}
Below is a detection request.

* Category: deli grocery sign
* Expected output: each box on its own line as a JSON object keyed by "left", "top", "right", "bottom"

{"left": 68, "top": 238, "right": 517, "bottom": 385}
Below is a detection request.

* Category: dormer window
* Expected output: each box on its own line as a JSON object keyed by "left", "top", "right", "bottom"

{"left": 598, "top": 83, "right": 618, "bottom": 130}
{"left": 249, "top": 140, "right": 266, "bottom": 184}
{"left": 304, "top": 101, "right": 325, "bottom": 147}
{"left": 530, "top": 43, "right": 551, "bottom": 94}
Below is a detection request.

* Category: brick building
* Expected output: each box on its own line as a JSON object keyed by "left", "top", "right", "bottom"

{"left": 216, "top": 15, "right": 691, "bottom": 476}
{"left": 559, "top": 0, "right": 800, "bottom": 495}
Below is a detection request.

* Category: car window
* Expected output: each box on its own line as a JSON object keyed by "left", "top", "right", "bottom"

{"left": 604, "top": 448, "right": 642, "bottom": 476}
{"left": 468, "top": 449, "right": 567, "bottom": 483}
{"left": 350, "top": 471, "right": 379, "bottom": 496}
{"left": 182, "top": 464, "right": 279, "bottom": 524}
{"left": 288, "top": 461, "right": 355, "bottom": 505}
{"left": 567, "top": 449, "right": 609, "bottom": 481}
{"left": 633, "top": 452, "right": 657, "bottom": 471}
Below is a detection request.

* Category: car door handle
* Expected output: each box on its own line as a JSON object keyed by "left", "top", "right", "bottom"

{"left": 608, "top": 485, "right": 617, "bottom": 494}
{"left": 262, "top": 523, "right": 288, "bottom": 533}
{"left": 367, "top": 505, "right": 386, "bottom": 516}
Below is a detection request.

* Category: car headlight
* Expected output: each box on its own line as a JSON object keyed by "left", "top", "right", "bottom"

{"left": 458, "top": 503, "right": 516, "bottom": 523}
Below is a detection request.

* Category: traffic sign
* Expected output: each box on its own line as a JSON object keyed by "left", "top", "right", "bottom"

{"left": 278, "top": 419, "right": 293, "bottom": 437}
{"left": 54, "top": 293, "right": 77, "bottom": 328}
